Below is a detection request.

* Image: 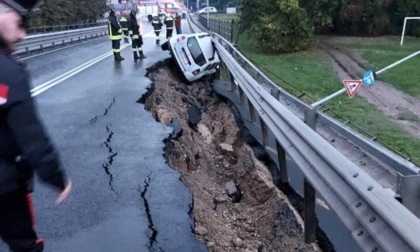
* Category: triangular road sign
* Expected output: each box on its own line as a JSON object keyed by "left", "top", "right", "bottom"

{"left": 343, "top": 79, "right": 362, "bottom": 98}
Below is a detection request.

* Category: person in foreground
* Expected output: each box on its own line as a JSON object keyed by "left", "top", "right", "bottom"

{"left": 0, "top": 0, "right": 72, "bottom": 251}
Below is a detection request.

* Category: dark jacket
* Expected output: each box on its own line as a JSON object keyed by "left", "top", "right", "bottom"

{"left": 119, "top": 16, "right": 128, "bottom": 31}
{"left": 108, "top": 14, "right": 122, "bottom": 40}
{"left": 0, "top": 52, "right": 67, "bottom": 195}
{"left": 152, "top": 18, "right": 162, "bottom": 31}
{"left": 164, "top": 15, "right": 174, "bottom": 29}
{"left": 128, "top": 14, "right": 142, "bottom": 43}
{"left": 175, "top": 15, "right": 181, "bottom": 28}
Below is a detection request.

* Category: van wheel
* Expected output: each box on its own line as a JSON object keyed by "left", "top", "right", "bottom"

{"left": 161, "top": 41, "right": 169, "bottom": 51}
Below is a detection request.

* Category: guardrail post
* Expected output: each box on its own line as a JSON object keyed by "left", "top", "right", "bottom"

{"left": 397, "top": 173, "right": 420, "bottom": 217}
{"left": 304, "top": 107, "right": 317, "bottom": 129}
{"left": 230, "top": 72, "right": 236, "bottom": 92}
{"left": 304, "top": 179, "right": 316, "bottom": 243}
{"left": 270, "top": 88, "right": 280, "bottom": 100}
{"left": 239, "top": 86, "right": 244, "bottom": 105}
{"left": 253, "top": 69, "right": 260, "bottom": 83}
{"left": 249, "top": 102, "right": 256, "bottom": 122}
{"left": 260, "top": 120, "right": 268, "bottom": 146}
{"left": 276, "top": 141, "right": 288, "bottom": 184}
{"left": 303, "top": 107, "right": 317, "bottom": 243}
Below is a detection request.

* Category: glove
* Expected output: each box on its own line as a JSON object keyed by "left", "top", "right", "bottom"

{"left": 56, "top": 179, "right": 72, "bottom": 205}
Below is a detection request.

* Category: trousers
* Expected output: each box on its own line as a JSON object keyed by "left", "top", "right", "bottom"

{"left": 0, "top": 190, "right": 44, "bottom": 252}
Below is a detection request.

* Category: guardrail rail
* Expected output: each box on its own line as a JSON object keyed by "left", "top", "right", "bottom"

{"left": 188, "top": 14, "right": 420, "bottom": 252}
{"left": 16, "top": 26, "right": 108, "bottom": 56}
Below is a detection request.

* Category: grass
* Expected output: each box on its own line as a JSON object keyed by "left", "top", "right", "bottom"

{"left": 227, "top": 31, "right": 420, "bottom": 165}
{"left": 330, "top": 36, "right": 420, "bottom": 98}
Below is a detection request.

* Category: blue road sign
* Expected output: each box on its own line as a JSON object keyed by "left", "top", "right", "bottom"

{"left": 362, "top": 71, "right": 375, "bottom": 86}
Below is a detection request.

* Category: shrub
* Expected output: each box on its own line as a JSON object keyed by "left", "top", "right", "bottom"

{"left": 246, "top": 0, "right": 313, "bottom": 53}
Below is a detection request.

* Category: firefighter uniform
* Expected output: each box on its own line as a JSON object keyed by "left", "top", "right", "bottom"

{"left": 0, "top": 52, "right": 68, "bottom": 252}
{"left": 108, "top": 9, "right": 124, "bottom": 61}
{"left": 119, "top": 15, "right": 129, "bottom": 44}
{"left": 164, "top": 14, "right": 174, "bottom": 39}
{"left": 152, "top": 16, "right": 163, "bottom": 45}
{"left": 128, "top": 11, "right": 146, "bottom": 61}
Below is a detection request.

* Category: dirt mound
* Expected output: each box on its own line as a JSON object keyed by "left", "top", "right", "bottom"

{"left": 141, "top": 63, "right": 319, "bottom": 252}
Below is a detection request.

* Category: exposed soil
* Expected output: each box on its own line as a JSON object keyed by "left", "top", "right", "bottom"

{"left": 140, "top": 60, "right": 320, "bottom": 252}
{"left": 316, "top": 38, "right": 420, "bottom": 138}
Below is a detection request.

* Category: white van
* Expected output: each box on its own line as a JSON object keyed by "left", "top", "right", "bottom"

{"left": 198, "top": 7, "right": 217, "bottom": 14}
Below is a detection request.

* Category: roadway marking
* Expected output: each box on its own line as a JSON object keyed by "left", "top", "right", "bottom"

{"left": 31, "top": 44, "right": 130, "bottom": 97}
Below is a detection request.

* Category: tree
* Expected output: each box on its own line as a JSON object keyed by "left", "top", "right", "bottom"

{"left": 299, "top": 0, "right": 342, "bottom": 33}
{"left": 239, "top": 0, "right": 313, "bottom": 53}
{"left": 338, "top": 0, "right": 392, "bottom": 35}
{"left": 28, "top": 0, "right": 108, "bottom": 27}
{"left": 388, "top": 0, "right": 420, "bottom": 36}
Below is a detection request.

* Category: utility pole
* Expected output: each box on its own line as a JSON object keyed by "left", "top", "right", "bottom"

{"left": 207, "top": 0, "right": 209, "bottom": 29}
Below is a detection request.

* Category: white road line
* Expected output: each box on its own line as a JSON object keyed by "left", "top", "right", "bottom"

{"left": 31, "top": 44, "right": 130, "bottom": 97}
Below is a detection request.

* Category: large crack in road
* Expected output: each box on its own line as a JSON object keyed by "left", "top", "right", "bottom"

{"left": 140, "top": 173, "right": 164, "bottom": 252}
{"left": 102, "top": 124, "right": 117, "bottom": 193}
{"left": 88, "top": 98, "right": 118, "bottom": 193}
{"left": 139, "top": 60, "right": 325, "bottom": 252}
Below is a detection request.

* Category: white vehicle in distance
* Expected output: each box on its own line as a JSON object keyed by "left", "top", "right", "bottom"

{"left": 198, "top": 6, "right": 217, "bottom": 14}
{"left": 161, "top": 33, "right": 220, "bottom": 82}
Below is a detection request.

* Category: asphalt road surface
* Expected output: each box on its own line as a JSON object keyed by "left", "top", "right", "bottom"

{"left": 1, "top": 18, "right": 206, "bottom": 252}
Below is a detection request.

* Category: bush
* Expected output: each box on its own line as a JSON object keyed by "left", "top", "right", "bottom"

{"left": 245, "top": 0, "right": 313, "bottom": 53}
{"left": 338, "top": 0, "right": 392, "bottom": 36}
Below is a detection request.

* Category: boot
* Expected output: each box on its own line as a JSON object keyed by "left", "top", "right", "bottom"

{"left": 156, "top": 39, "right": 160, "bottom": 45}
{"left": 139, "top": 51, "right": 147, "bottom": 59}
{"left": 113, "top": 52, "right": 119, "bottom": 61}
{"left": 124, "top": 38, "right": 129, "bottom": 44}
{"left": 116, "top": 52, "right": 124, "bottom": 61}
{"left": 133, "top": 52, "right": 139, "bottom": 61}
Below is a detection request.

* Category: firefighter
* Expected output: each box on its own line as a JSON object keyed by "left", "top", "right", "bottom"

{"left": 164, "top": 13, "right": 174, "bottom": 39}
{"left": 108, "top": 8, "right": 124, "bottom": 61}
{"left": 119, "top": 11, "right": 129, "bottom": 44}
{"left": 151, "top": 15, "right": 163, "bottom": 45}
{"left": 0, "top": 0, "right": 72, "bottom": 251}
{"left": 128, "top": 10, "right": 146, "bottom": 61}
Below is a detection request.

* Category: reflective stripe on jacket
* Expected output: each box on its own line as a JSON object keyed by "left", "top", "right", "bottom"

{"left": 108, "top": 15, "right": 122, "bottom": 40}
{"left": 152, "top": 20, "right": 162, "bottom": 31}
{"left": 120, "top": 16, "right": 129, "bottom": 31}
{"left": 165, "top": 16, "right": 174, "bottom": 28}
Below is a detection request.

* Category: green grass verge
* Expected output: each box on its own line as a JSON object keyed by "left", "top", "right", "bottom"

{"left": 330, "top": 36, "right": 420, "bottom": 98}
{"left": 230, "top": 32, "right": 420, "bottom": 165}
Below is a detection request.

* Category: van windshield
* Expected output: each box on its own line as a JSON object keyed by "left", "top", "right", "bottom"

{"left": 187, "top": 37, "right": 206, "bottom": 66}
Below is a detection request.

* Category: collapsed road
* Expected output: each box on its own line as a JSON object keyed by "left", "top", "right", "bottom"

{"left": 140, "top": 59, "right": 326, "bottom": 252}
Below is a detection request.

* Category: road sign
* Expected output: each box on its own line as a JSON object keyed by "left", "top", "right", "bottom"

{"left": 362, "top": 71, "right": 375, "bottom": 86}
{"left": 343, "top": 79, "right": 362, "bottom": 98}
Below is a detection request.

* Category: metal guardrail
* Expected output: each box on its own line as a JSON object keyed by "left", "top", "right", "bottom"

{"left": 15, "top": 26, "right": 108, "bottom": 56}
{"left": 26, "top": 22, "right": 106, "bottom": 35}
{"left": 188, "top": 15, "right": 420, "bottom": 252}
{"left": 196, "top": 14, "right": 420, "bottom": 216}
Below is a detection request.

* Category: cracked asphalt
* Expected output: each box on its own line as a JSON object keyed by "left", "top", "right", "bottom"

{"left": 0, "top": 18, "right": 207, "bottom": 252}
